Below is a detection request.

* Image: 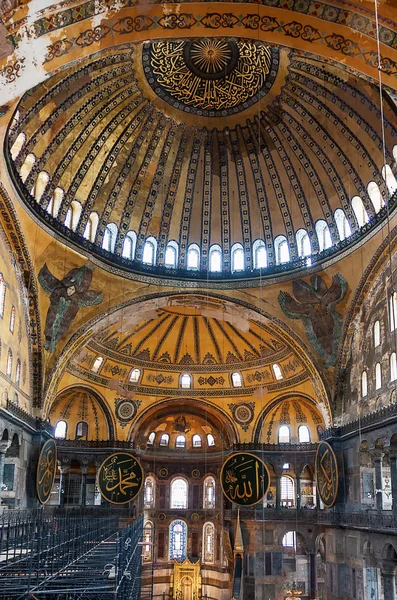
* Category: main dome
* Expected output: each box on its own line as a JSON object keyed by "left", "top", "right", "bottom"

{"left": 5, "top": 40, "right": 397, "bottom": 283}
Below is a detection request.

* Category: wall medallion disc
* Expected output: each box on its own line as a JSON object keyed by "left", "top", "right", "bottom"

{"left": 220, "top": 452, "right": 269, "bottom": 507}
{"left": 36, "top": 439, "right": 57, "bottom": 505}
{"left": 315, "top": 441, "right": 338, "bottom": 508}
{"left": 97, "top": 452, "right": 143, "bottom": 504}
{"left": 116, "top": 400, "right": 137, "bottom": 422}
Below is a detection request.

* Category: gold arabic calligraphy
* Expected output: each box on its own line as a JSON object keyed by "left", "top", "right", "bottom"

{"left": 38, "top": 446, "right": 56, "bottom": 497}
{"left": 318, "top": 446, "right": 337, "bottom": 503}
{"left": 223, "top": 455, "right": 266, "bottom": 505}
{"left": 104, "top": 456, "right": 140, "bottom": 497}
{"left": 149, "top": 39, "right": 272, "bottom": 112}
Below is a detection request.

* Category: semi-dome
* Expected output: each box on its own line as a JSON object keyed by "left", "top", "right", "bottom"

{"left": 6, "top": 39, "right": 397, "bottom": 282}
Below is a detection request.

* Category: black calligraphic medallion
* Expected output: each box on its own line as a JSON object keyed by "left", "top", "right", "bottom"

{"left": 36, "top": 439, "right": 57, "bottom": 504}
{"left": 316, "top": 441, "right": 339, "bottom": 508}
{"left": 98, "top": 452, "right": 144, "bottom": 504}
{"left": 220, "top": 452, "right": 269, "bottom": 506}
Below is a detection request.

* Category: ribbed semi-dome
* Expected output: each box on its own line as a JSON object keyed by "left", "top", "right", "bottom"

{"left": 6, "top": 40, "right": 397, "bottom": 281}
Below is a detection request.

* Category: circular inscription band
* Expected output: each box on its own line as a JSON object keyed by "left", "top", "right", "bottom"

{"left": 316, "top": 441, "right": 339, "bottom": 508}
{"left": 36, "top": 439, "right": 57, "bottom": 505}
{"left": 220, "top": 452, "right": 269, "bottom": 507}
{"left": 98, "top": 452, "right": 144, "bottom": 505}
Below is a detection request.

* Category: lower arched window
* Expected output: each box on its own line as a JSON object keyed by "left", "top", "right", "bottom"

{"left": 144, "top": 476, "right": 155, "bottom": 508}
{"left": 169, "top": 520, "right": 187, "bottom": 561}
{"left": 143, "top": 522, "right": 153, "bottom": 562}
{"left": 298, "top": 425, "right": 310, "bottom": 443}
{"left": 160, "top": 433, "right": 169, "bottom": 447}
{"left": 278, "top": 425, "right": 290, "bottom": 444}
{"left": 203, "top": 476, "right": 215, "bottom": 509}
{"left": 207, "top": 433, "right": 215, "bottom": 447}
{"left": 375, "top": 362, "right": 382, "bottom": 390}
{"left": 361, "top": 371, "right": 368, "bottom": 398}
{"left": 192, "top": 434, "right": 202, "bottom": 448}
{"left": 171, "top": 478, "right": 188, "bottom": 509}
{"left": 203, "top": 522, "right": 215, "bottom": 564}
{"left": 282, "top": 531, "right": 296, "bottom": 549}
{"left": 75, "top": 421, "right": 88, "bottom": 439}
{"left": 55, "top": 420, "right": 67, "bottom": 439}
{"left": 175, "top": 435, "right": 186, "bottom": 448}
{"left": 280, "top": 476, "right": 295, "bottom": 507}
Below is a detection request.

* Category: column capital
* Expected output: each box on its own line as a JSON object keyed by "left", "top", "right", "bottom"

{"left": 0, "top": 440, "right": 11, "bottom": 454}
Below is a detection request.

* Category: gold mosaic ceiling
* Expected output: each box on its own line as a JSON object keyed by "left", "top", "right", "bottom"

{"left": 6, "top": 39, "right": 397, "bottom": 278}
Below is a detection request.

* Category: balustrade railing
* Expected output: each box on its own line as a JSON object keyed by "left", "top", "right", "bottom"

{"left": 321, "top": 402, "right": 397, "bottom": 440}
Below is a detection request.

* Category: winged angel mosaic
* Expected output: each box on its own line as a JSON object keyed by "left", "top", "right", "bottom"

{"left": 38, "top": 263, "right": 103, "bottom": 352}
{"left": 278, "top": 274, "right": 348, "bottom": 367}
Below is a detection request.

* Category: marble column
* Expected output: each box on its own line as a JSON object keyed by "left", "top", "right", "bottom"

{"left": 296, "top": 476, "right": 301, "bottom": 510}
{"left": 382, "top": 571, "right": 396, "bottom": 600}
{"left": 59, "top": 466, "right": 68, "bottom": 506}
{"left": 373, "top": 453, "right": 383, "bottom": 513}
{"left": 276, "top": 475, "right": 281, "bottom": 511}
{"left": 390, "top": 453, "right": 397, "bottom": 517}
{"left": 309, "top": 551, "right": 317, "bottom": 600}
{"left": 80, "top": 466, "right": 88, "bottom": 506}
{"left": 0, "top": 440, "right": 11, "bottom": 501}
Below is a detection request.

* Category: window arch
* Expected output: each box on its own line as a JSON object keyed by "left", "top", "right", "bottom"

{"left": 390, "top": 292, "right": 397, "bottom": 332}
{"left": 207, "top": 433, "right": 215, "bottom": 447}
{"left": 280, "top": 476, "right": 295, "bottom": 507}
{"left": 231, "top": 243, "right": 244, "bottom": 272}
{"left": 187, "top": 244, "right": 200, "bottom": 270}
{"left": 122, "top": 231, "right": 137, "bottom": 260}
{"left": 169, "top": 520, "right": 187, "bottom": 561}
{"left": 144, "top": 476, "right": 155, "bottom": 508}
{"left": 129, "top": 368, "right": 141, "bottom": 383}
{"left": 147, "top": 432, "right": 156, "bottom": 445}
{"left": 10, "top": 132, "right": 26, "bottom": 160}
{"left": 334, "top": 209, "right": 351, "bottom": 241}
{"left": 75, "top": 421, "right": 88, "bottom": 439}
{"left": 209, "top": 245, "right": 222, "bottom": 273}
{"left": 91, "top": 356, "right": 103, "bottom": 374}
{"left": 298, "top": 425, "right": 311, "bottom": 443}
{"left": 278, "top": 425, "right": 290, "bottom": 444}
{"left": 382, "top": 165, "right": 397, "bottom": 196}
{"left": 54, "top": 420, "right": 67, "bottom": 439}
{"left": 83, "top": 213, "right": 99, "bottom": 243}
{"left": 351, "top": 196, "right": 369, "bottom": 227}
{"left": 0, "top": 274, "right": 6, "bottom": 318}
{"left": 367, "top": 181, "right": 383, "bottom": 213}
{"left": 20, "top": 153, "right": 36, "bottom": 182}
{"left": 316, "top": 220, "right": 332, "bottom": 251}
{"left": 15, "top": 359, "right": 21, "bottom": 386}
{"left": 192, "top": 434, "right": 202, "bottom": 448}
{"left": 296, "top": 229, "right": 311, "bottom": 258}
{"left": 34, "top": 171, "right": 49, "bottom": 202}
{"left": 69, "top": 201, "right": 82, "bottom": 231}
{"left": 160, "top": 433, "right": 169, "bottom": 447}
{"left": 180, "top": 373, "right": 192, "bottom": 389}
{"left": 175, "top": 435, "right": 186, "bottom": 448}
{"left": 282, "top": 531, "right": 296, "bottom": 549}
{"left": 143, "top": 521, "right": 153, "bottom": 562}
{"left": 102, "top": 223, "right": 118, "bottom": 253}
{"left": 9, "top": 306, "right": 15, "bottom": 333}
{"left": 6, "top": 349, "right": 12, "bottom": 378}
{"left": 272, "top": 363, "right": 283, "bottom": 381}
{"left": 361, "top": 371, "right": 368, "bottom": 398}
{"left": 165, "top": 241, "right": 179, "bottom": 268}
{"left": 203, "top": 476, "right": 216, "bottom": 509}
{"left": 375, "top": 362, "right": 382, "bottom": 390}
{"left": 231, "top": 372, "right": 243, "bottom": 388}
{"left": 253, "top": 239, "right": 267, "bottom": 269}
{"left": 391, "top": 353, "right": 397, "bottom": 382}
{"left": 171, "top": 478, "right": 188, "bottom": 509}
{"left": 143, "top": 236, "right": 157, "bottom": 265}
{"left": 374, "top": 320, "right": 381, "bottom": 348}
{"left": 203, "top": 522, "right": 215, "bottom": 564}
{"left": 274, "top": 235, "right": 289, "bottom": 264}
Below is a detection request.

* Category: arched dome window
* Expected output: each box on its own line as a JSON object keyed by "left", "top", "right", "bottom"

{"left": 165, "top": 241, "right": 179, "bottom": 268}
{"left": 382, "top": 165, "right": 397, "bottom": 196}
{"left": 187, "top": 244, "right": 200, "bottom": 270}
{"left": 375, "top": 362, "right": 382, "bottom": 390}
{"left": 272, "top": 363, "right": 283, "bottom": 380}
{"left": 231, "top": 372, "right": 242, "bottom": 388}
{"left": 281, "top": 476, "right": 295, "bottom": 507}
{"left": 129, "top": 368, "right": 141, "bottom": 383}
{"left": 48, "top": 187, "right": 64, "bottom": 218}
{"left": 10, "top": 132, "right": 26, "bottom": 160}
{"left": 192, "top": 434, "right": 202, "bottom": 448}
{"left": 6, "top": 349, "right": 12, "bottom": 378}
{"left": 374, "top": 320, "right": 381, "bottom": 348}
{"left": 334, "top": 209, "right": 351, "bottom": 241}
{"left": 390, "top": 292, "right": 397, "bottom": 331}
{"left": 147, "top": 432, "right": 156, "bottom": 445}
{"left": 91, "top": 356, "right": 103, "bottom": 374}
{"left": 0, "top": 274, "right": 6, "bottom": 318}
{"left": 34, "top": 171, "right": 49, "bottom": 202}
{"left": 20, "top": 153, "right": 35, "bottom": 182}
{"left": 361, "top": 371, "right": 368, "bottom": 398}
{"left": 207, "top": 433, "right": 215, "bottom": 447}
{"left": 253, "top": 239, "right": 267, "bottom": 269}
{"left": 203, "top": 522, "right": 215, "bottom": 564}
{"left": 278, "top": 425, "right": 290, "bottom": 444}
{"left": 75, "top": 421, "right": 88, "bottom": 439}
{"left": 169, "top": 520, "right": 187, "bottom": 561}
{"left": 143, "top": 521, "right": 153, "bottom": 562}
{"left": 144, "top": 476, "right": 155, "bottom": 508}
{"left": 142, "top": 237, "right": 157, "bottom": 265}
{"left": 9, "top": 306, "right": 15, "bottom": 333}
{"left": 367, "top": 181, "right": 384, "bottom": 213}
{"left": 298, "top": 425, "right": 311, "bottom": 443}
{"left": 390, "top": 353, "right": 397, "bottom": 382}
{"left": 296, "top": 229, "right": 311, "bottom": 258}
{"left": 102, "top": 223, "right": 117, "bottom": 253}
{"left": 203, "top": 476, "right": 215, "bottom": 509}
{"left": 83, "top": 213, "right": 98, "bottom": 243}
{"left": 316, "top": 220, "right": 332, "bottom": 251}
{"left": 282, "top": 531, "right": 296, "bottom": 549}
{"left": 55, "top": 420, "right": 67, "bottom": 439}
{"left": 274, "top": 235, "right": 289, "bottom": 264}
{"left": 351, "top": 196, "right": 369, "bottom": 227}
{"left": 171, "top": 478, "right": 188, "bottom": 509}
{"left": 122, "top": 231, "right": 137, "bottom": 260}
{"left": 209, "top": 245, "right": 222, "bottom": 273}
{"left": 160, "top": 433, "right": 169, "bottom": 447}
{"left": 15, "top": 359, "right": 21, "bottom": 386}
{"left": 175, "top": 435, "right": 186, "bottom": 448}
{"left": 180, "top": 373, "right": 192, "bottom": 389}
{"left": 231, "top": 243, "right": 244, "bottom": 272}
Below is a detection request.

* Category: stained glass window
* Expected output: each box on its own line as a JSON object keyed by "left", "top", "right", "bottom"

{"left": 75, "top": 421, "right": 88, "bottom": 439}
{"left": 0, "top": 275, "right": 6, "bottom": 318}
{"left": 160, "top": 433, "right": 169, "bottom": 447}
{"left": 15, "top": 359, "right": 21, "bottom": 385}
{"left": 192, "top": 434, "right": 202, "bottom": 448}
{"left": 203, "top": 476, "right": 215, "bottom": 509}
{"left": 143, "top": 521, "right": 153, "bottom": 562}
{"left": 144, "top": 476, "right": 155, "bottom": 508}
{"left": 175, "top": 435, "right": 186, "bottom": 448}
{"left": 171, "top": 478, "right": 188, "bottom": 509}
{"left": 203, "top": 522, "right": 215, "bottom": 563}
{"left": 6, "top": 349, "right": 12, "bottom": 377}
{"left": 9, "top": 306, "right": 15, "bottom": 333}
{"left": 147, "top": 432, "right": 156, "bottom": 445}
{"left": 169, "top": 520, "right": 187, "bottom": 561}
{"left": 207, "top": 434, "right": 215, "bottom": 447}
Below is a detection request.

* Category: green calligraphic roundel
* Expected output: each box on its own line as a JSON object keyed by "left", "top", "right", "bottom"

{"left": 98, "top": 452, "right": 144, "bottom": 504}
{"left": 316, "top": 441, "right": 339, "bottom": 508}
{"left": 220, "top": 452, "right": 269, "bottom": 507}
{"left": 36, "top": 439, "right": 57, "bottom": 505}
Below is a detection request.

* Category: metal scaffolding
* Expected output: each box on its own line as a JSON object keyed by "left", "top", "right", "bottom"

{"left": 0, "top": 509, "right": 143, "bottom": 600}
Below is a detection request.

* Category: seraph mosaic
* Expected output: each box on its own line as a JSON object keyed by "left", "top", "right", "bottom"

{"left": 39, "top": 263, "right": 103, "bottom": 351}
{"left": 278, "top": 274, "right": 348, "bottom": 367}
